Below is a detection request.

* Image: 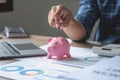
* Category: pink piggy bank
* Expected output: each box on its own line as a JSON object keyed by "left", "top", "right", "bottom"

{"left": 47, "top": 37, "right": 71, "bottom": 60}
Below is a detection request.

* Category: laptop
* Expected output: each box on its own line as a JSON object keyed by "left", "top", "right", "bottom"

{"left": 0, "top": 40, "right": 47, "bottom": 59}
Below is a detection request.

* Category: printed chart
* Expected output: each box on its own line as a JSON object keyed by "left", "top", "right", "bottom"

{"left": 0, "top": 60, "right": 81, "bottom": 80}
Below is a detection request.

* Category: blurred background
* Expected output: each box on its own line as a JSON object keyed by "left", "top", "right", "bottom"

{"left": 0, "top": 0, "right": 79, "bottom": 37}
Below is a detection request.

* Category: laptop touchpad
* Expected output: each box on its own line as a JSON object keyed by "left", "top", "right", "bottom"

{"left": 13, "top": 43, "right": 39, "bottom": 50}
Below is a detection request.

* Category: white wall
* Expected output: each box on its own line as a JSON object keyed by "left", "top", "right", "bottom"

{"left": 0, "top": 0, "right": 80, "bottom": 37}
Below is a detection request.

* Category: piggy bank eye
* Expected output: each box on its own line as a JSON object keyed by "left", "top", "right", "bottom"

{"left": 55, "top": 42, "right": 58, "bottom": 45}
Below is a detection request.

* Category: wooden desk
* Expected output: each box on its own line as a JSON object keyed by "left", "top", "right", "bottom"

{"left": 1, "top": 35, "right": 93, "bottom": 47}
{"left": 0, "top": 35, "right": 92, "bottom": 80}
{"left": 0, "top": 35, "right": 48, "bottom": 46}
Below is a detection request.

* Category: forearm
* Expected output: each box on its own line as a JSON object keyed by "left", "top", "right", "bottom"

{"left": 48, "top": 5, "right": 87, "bottom": 41}
{"left": 63, "top": 18, "right": 87, "bottom": 41}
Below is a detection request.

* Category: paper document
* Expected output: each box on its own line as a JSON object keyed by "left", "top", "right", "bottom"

{"left": 60, "top": 56, "right": 120, "bottom": 80}
{"left": 40, "top": 45, "right": 107, "bottom": 68}
{"left": 0, "top": 59, "right": 81, "bottom": 80}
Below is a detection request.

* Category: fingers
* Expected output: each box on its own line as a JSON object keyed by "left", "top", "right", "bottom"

{"left": 63, "top": 11, "right": 72, "bottom": 27}
{"left": 48, "top": 5, "right": 64, "bottom": 29}
{"left": 48, "top": 5, "right": 72, "bottom": 30}
{"left": 54, "top": 5, "right": 65, "bottom": 30}
{"left": 48, "top": 6, "right": 56, "bottom": 28}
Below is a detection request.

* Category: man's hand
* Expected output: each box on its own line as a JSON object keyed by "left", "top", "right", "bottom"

{"left": 48, "top": 5, "right": 73, "bottom": 30}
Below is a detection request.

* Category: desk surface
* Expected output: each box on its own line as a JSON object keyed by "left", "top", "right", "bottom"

{"left": 0, "top": 35, "right": 93, "bottom": 47}
{"left": 0, "top": 35, "right": 93, "bottom": 80}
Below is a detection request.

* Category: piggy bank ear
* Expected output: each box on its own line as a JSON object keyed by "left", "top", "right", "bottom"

{"left": 47, "top": 38, "right": 52, "bottom": 42}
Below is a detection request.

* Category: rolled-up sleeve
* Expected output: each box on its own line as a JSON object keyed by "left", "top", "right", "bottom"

{"left": 75, "top": 0, "right": 99, "bottom": 41}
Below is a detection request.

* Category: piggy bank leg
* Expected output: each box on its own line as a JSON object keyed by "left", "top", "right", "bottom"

{"left": 66, "top": 54, "right": 71, "bottom": 58}
{"left": 57, "top": 55, "right": 65, "bottom": 60}
{"left": 47, "top": 54, "right": 52, "bottom": 59}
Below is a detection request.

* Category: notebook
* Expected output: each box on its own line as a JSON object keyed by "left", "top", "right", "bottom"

{"left": 0, "top": 40, "right": 47, "bottom": 59}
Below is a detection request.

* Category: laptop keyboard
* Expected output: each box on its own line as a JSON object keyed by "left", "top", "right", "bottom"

{"left": 0, "top": 42, "right": 21, "bottom": 56}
